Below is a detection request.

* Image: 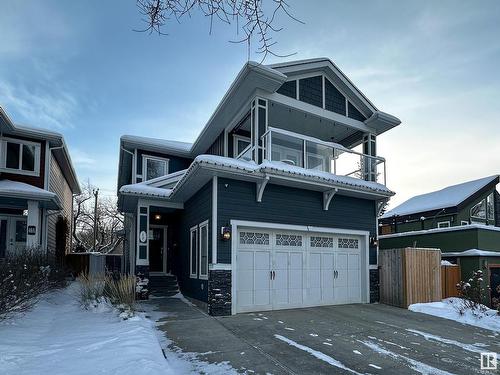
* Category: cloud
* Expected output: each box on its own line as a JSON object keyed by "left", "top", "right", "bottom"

{"left": 70, "top": 148, "right": 97, "bottom": 168}
{"left": 0, "top": 80, "right": 78, "bottom": 130}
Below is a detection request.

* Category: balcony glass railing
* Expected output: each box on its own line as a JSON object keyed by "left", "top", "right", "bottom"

{"left": 261, "top": 127, "right": 387, "bottom": 185}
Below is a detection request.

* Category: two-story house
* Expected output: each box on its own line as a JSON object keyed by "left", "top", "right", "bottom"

{"left": 0, "top": 106, "right": 80, "bottom": 263}
{"left": 379, "top": 175, "right": 500, "bottom": 306}
{"left": 117, "top": 58, "right": 401, "bottom": 315}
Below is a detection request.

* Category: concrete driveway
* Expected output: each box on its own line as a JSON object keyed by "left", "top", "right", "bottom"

{"left": 145, "top": 297, "right": 500, "bottom": 374}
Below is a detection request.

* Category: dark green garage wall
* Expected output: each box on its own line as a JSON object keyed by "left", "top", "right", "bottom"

{"left": 178, "top": 181, "right": 212, "bottom": 302}
{"left": 379, "top": 228, "right": 500, "bottom": 253}
{"left": 216, "top": 178, "right": 378, "bottom": 264}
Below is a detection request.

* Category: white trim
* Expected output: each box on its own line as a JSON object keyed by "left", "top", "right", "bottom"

{"left": 133, "top": 149, "right": 138, "bottom": 183}
{"left": 212, "top": 176, "right": 218, "bottom": 264}
{"left": 142, "top": 154, "right": 169, "bottom": 181}
{"left": 209, "top": 263, "right": 232, "bottom": 271}
{"left": 0, "top": 137, "right": 41, "bottom": 177}
{"left": 198, "top": 220, "right": 209, "bottom": 280}
{"left": 189, "top": 225, "right": 198, "bottom": 278}
{"left": 223, "top": 129, "right": 229, "bottom": 157}
{"left": 437, "top": 221, "right": 451, "bottom": 228}
{"left": 233, "top": 134, "right": 251, "bottom": 158}
{"left": 136, "top": 205, "right": 149, "bottom": 266}
{"left": 43, "top": 142, "right": 50, "bottom": 190}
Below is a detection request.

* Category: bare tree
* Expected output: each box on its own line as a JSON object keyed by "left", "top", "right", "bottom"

{"left": 135, "top": 0, "right": 302, "bottom": 61}
{"left": 73, "top": 181, "right": 123, "bottom": 253}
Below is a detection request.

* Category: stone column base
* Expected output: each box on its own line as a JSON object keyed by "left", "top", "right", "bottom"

{"left": 135, "top": 265, "right": 150, "bottom": 300}
{"left": 208, "top": 270, "right": 232, "bottom": 316}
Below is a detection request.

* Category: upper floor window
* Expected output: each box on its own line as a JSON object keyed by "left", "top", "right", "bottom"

{"left": 143, "top": 156, "right": 169, "bottom": 181}
{"left": 0, "top": 138, "right": 41, "bottom": 176}
{"left": 233, "top": 135, "right": 251, "bottom": 159}
{"left": 470, "top": 193, "right": 494, "bottom": 221}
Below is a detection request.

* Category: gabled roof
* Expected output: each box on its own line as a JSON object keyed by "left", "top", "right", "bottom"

{"left": 0, "top": 106, "right": 81, "bottom": 194}
{"left": 381, "top": 175, "right": 499, "bottom": 218}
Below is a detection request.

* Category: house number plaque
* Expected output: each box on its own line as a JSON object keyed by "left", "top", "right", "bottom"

{"left": 139, "top": 231, "right": 147, "bottom": 243}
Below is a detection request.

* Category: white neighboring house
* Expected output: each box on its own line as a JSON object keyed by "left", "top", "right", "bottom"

{"left": 0, "top": 106, "right": 80, "bottom": 261}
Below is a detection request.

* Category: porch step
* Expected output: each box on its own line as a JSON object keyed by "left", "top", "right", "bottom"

{"left": 148, "top": 275, "right": 179, "bottom": 297}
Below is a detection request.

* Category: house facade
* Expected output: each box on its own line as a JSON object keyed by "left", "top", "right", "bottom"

{"left": 117, "top": 58, "right": 401, "bottom": 315}
{"left": 379, "top": 176, "right": 500, "bottom": 306}
{"left": 0, "top": 106, "right": 80, "bottom": 262}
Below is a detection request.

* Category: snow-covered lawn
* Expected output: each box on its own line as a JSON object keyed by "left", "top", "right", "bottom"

{"left": 0, "top": 283, "right": 236, "bottom": 375}
{"left": 409, "top": 298, "right": 500, "bottom": 333}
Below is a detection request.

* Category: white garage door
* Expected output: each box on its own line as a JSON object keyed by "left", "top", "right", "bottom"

{"left": 235, "top": 228, "right": 364, "bottom": 313}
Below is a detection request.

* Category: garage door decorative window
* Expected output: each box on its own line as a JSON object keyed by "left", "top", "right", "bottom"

{"left": 338, "top": 238, "right": 359, "bottom": 249}
{"left": 239, "top": 231, "right": 270, "bottom": 245}
{"left": 276, "top": 234, "right": 303, "bottom": 246}
{"left": 310, "top": 236, "right": 334, "bottom": 248}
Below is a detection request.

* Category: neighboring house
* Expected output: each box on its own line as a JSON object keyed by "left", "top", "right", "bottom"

{"left": 117, "top": 58, "right": 401, "bottom": 315}
{"left": 0, "top": 106, "right": 80, "bottom": 263}
{"left": 379, "top": 175, "right": 500, "bottom": 306}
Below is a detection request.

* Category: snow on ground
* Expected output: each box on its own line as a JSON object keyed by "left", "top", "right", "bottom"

{"left": 409, "top": 298, "right": 500, "bottom": 333}
{"left": 274, "top": 334, "right": 363, "bottom": 375}
{"left": 0, "top": 283, "right": 237, "bottom": 375}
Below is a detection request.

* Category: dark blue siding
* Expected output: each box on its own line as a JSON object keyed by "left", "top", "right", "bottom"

{"left": 325, "top": 78, "right": 346, "bottom": 115}
{"left": 277, "top": 81, "right": 297, "bottom": 99}
{"left": 299, "top": 76, "right": 323, "bottom": 108}
{"left": 217, "top": 178, "right": 378, "bottom": 264}
{"left": 178, "top": 181, "right": 212, "bottom": 302}
{"left": 348, "top": 102, "right": 366, "bottom": 121}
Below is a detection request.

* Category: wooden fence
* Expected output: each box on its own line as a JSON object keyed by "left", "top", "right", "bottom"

{"left": 379, "top": 247, "right": 441, "bottom": 308}
{"left": 441, "top": 264, "right": 461, "bottom": 299}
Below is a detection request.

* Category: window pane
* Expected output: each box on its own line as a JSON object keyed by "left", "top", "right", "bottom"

{"left": 306, "top": 141, "right": 332, "bottom": 171}
{"left": 22, "top": 144, "right": 36, "bottom": 171}
{"left": 190, "top": 230, "right": 197, "bottom": 275}
{"left": 146, "top": 158, "right": 167, "bottom": 180}
{"left": 237, "top": 139, "right": 251, "bottom": 155}
{"left": 470, "top": 199, "right": 486, "bottom": 219}
{"left": 200, "top": 226, "right": 208, "bottom": 276}
{"left": 15, "top": 221, "right": 27, "bottom": 242}
{"left": 487, "top": 193, "right": 495, "bottom": 220}
{"left": 271, "top": 132, "right": 303, "bottom": 167}
{"left": 6, "top": 142, "right": 20, "bottom": 169}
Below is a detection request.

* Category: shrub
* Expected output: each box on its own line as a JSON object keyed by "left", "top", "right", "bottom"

{"left": 455, "top": 269, "right": 487, "bottom": 317}
{"left": 78, "top": 273, "right": 136, "bottom": 317}
{"left": 492, "top": 285, "right": 500, "bottom": 315}
{"left": 0, "top": 251, "right": 51, "bottom": 320}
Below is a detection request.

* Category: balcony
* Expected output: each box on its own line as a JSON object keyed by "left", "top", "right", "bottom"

{"left": 252, "top": 127, "right": 387, "bottom": 185}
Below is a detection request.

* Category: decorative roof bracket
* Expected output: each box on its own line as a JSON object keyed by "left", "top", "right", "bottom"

{"left": 256, "top": 175, "right": 270, "bottom": 202}
{"left": 323, "top": 188, "right": 338, "bottom": 211}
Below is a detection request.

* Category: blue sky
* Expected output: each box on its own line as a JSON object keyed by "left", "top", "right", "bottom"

{"left": 1, "top": 0, "right": 499, "bottom": 206}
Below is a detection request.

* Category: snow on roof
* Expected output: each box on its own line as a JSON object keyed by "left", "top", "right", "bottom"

{"left": 442, "top": 249, "right": 500, "bottom": 257}
{"left": 0, "top": 179, "right": 58, "bottom": 200}
{"left": 120, "top": 155, "right": 393, "bottom": 200}
{"left": 379, "top": 223, "right": 500, "bottom": 239}
{"left": 119, "top": 183, "right": 172, "bottom": 198}
{"left": 121, "top": 135, "right": 193, "bottom": 154}
{"left": 381, "top": 175, "right": 499, "bottom": 218}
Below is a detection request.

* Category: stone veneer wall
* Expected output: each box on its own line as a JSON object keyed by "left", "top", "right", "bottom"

{"left": 208, "top": 270, "right": 232, "bottom": 316}
{"left": 369, "top": 269, "right": 379, "bottom": 303}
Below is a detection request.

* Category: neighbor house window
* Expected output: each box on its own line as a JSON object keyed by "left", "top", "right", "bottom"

{"left": 190, "top": 226, "right": 198, "bottom": 278}
{"left": 461, "top": 221, "right": 469, "bottom": 226}
{"left": 198, "top": 221, "right": 209, "bottom": 279}
{"left": 486, "top": 193, "right": 495, "bottom": 220}
{"left": 437, "top": 221, "right": 450, "bottom": 228}
{"left": 470, "top": 200, "right": 485, "bottom": 219}
{"left": 1, "top": 139, "right": 41, "bottom": 175}
{"left": 143, "top": 156, "right": 168, "bottom": 181}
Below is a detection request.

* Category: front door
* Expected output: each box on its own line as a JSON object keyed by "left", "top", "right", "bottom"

{"left": 0, "top": 216, "right": 27, "bottom": 257}
{"left": 149, "top": 226, "right": 166, "bottom": 273}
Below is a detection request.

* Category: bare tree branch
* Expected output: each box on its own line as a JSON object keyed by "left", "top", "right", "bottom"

{"left": 135, "top": 0, "right": 303, "bottom": 62}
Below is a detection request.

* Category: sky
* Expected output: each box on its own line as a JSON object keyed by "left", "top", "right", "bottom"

{"left": 0, "top": 0, "right": 499, "bottom": 207}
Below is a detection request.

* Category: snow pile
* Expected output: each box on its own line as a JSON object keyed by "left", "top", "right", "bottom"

{"left": 0, "top": 284, "right": 236, "bottom": 375}
{"left": 409, "top": 298, "right": 500, "bottom": 333}
{"left": 440, "top": 260, "right": 455, "bottom": 266}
